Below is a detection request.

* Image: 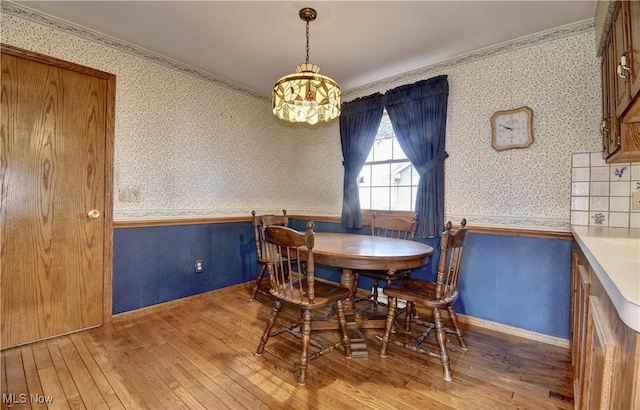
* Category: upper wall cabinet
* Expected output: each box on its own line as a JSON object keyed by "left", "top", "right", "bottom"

{"left": 602, "top": 1, "right": 640, "bottom": 163}
{"left": 602, "top": 34, "right": 619, "bottom": 156}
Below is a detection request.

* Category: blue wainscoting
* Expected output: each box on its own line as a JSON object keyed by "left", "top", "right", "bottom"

{"left": 113, "top": 222, "right": 256, "bottom": 314}
{"left": 112, "top": 219, "right": 572, "bottom": 339}
{"left": 453, "top": 233, "right": 572, "bottom": 339}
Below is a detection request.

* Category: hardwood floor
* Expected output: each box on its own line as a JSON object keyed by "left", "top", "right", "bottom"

{"left": 1, "top": 285, "right": 573, "bottom": 409}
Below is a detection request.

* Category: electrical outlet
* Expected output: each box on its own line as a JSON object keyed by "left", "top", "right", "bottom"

{"left": 633, "top": 192, "right": 640, "bottom": 211}
{"left": 195, "top": 260, "right": 203, "bottom": 273}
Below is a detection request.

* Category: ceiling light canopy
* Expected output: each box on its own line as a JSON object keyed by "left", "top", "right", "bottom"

{"left": 272, "top": 7, "right": 341, "bottom": 125}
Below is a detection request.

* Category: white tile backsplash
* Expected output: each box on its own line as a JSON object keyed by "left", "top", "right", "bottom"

{"left": 571, "top": 211, "right": 589, "bottom": 225}
{"left": 610, "top": 165, "right": 631, "bottom": 181}
{"left": 610, "top": 196, "right": 630, "bottom": 212}
{"left": 590, "top": 152, "right": 607, "bottom": 166}
{"left": 571, "top": 152, "right": 638, "bottom": 227}
{"left": 610, "top": 181, "right": 631, "bottom": 196}
{"left": 572, "top": 153, "right": 591, "bottom": 168}
{"left": 609, "top": 212, "right": 629, "bottom": 228}
{"left": 571, "top": 196, "right": 589, "bottom": 210}
{"left": 572, "top": 167, "right": 590, "bottom": 182}
{"left": 591, "top": 167, "right": 609, "bottom": 181}
{"left": 572, "top": 182, "right": 589, "bottom": 196}
{"left": 590, "top": 197, "right": 609, "bottom": 211}
{"left": 589, "top": 211, "right": 608, "bottom": 226}
{"left": 590, "top": 182, "right": 610, "bottom": 196}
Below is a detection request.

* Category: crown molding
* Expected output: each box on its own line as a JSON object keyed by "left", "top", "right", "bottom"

{"left": 1, "top": 1, "right": 270, "bottom": 102}
{"left": 344, "top": 19, "right": 595, "bottom": 101}
{"left": 4, "top": 1, "right": 594, "bottom": 105}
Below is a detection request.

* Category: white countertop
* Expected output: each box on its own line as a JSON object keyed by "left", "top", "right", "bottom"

{"left": 571, "top": 226, "right": 640, "bottom": 332}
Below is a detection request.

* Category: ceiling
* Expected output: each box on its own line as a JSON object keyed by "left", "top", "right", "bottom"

{"left": 15, "top": 1, "right": 596, "bottom": 98}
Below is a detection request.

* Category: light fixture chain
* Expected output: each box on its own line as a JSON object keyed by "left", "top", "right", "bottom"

{"left": 305, "top": 20, "right": 310, "bottom": 64}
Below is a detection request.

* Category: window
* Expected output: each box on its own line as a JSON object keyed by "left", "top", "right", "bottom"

{"left": 359, "top": 110, "right": 418, "bottom": 211}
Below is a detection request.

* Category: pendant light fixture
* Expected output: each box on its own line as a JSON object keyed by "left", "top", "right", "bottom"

{"left": 272, "top": 7, "right": 341, "bottom": 125}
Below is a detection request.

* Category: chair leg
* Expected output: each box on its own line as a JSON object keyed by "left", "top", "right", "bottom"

{"left": 447, "top": 306, "right": 467, "bottom": 350}
{"left": 250, "top": 264, "right": 267, "bottom": 300}
{"left": 336, "top": 300, "right": 352, "bottom": 358}
{"left": 404, "top": 301, "right": 414, "bottom": 333}
{"left": 257, "top": 300, "right": 281, "bottom": 355}
{"left": 371, "top": 278, "right": 380, "bottom": 303}
{"left": 433, "top": 308, "right": 452, "bottom": 382}
{"left": 298, "top": 310, "right": 312, "bottom": 386}
{"left": 380, "top": 297, "right": 398, "bottom": 358}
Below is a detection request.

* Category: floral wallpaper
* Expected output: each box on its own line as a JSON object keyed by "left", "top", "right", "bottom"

{"left": 0, "top": 3, "right": 344, "bottom": 220}
{"left": 2, "top": 2, "right": 605, "bottom": 230}
{"left": 346, "top": 23, "right": 602, "bottom": 231}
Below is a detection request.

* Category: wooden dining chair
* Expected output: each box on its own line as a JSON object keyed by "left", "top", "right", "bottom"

{"left": 354, "top": 212, "right": 418, "bottom": 309}
{"left": 250, "top": 210, "right": 290, "bottom": 300}
{"left": 380, "top": 219, "right": 468, "bottom": 382}
{"left": 255, "top": 221, "right": 352, "bottom": 386}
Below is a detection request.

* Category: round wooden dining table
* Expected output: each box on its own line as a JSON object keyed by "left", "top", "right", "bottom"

{"left": 310, "top": 232, "right": 434, "bottom": 357}
{"left": 313, "top": 232, "right": 434, "bottom": 272}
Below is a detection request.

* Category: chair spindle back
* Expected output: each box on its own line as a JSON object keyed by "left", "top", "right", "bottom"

{"left": 435, "top": 219, "right": 468, "bottom": 301}
{"left": 263, "top": 221, "right": 315, "bottom": 305}
{"left": 371, "top": 212, "right": 418, "bottom": 240}
{"left": 252, "top": 210, "right": 289, "bottom": 263}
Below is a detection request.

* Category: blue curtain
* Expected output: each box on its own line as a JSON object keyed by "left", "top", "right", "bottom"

{"left": 340, "top": 93, "right": 385, "bottom": 229}
{"left": 384, "top": 75, "right": 449, "bottom": 237}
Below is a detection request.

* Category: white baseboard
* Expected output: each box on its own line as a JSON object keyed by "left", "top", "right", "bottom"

{"left": 376, "top": 287, "right": 569, "bottom": 349}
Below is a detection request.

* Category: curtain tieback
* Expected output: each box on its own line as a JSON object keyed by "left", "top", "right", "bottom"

{"left": 417, "top": 151, "right": 449, "bottom": 176}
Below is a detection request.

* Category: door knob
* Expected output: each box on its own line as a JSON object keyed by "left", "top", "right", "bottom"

{"left": 87, "top": 209, "right": 101, "bottom": 219}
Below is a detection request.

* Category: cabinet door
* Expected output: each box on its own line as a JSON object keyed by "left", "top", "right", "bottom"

{"left": 602, "top": 42, "right": 611, "bottom": 155}
{"left": 615, "top": 1, "right": 631, "bottom": 117}
{"left": 581, "top": 297, "right": 616, "bottom": 410}
{"left": 628, "top": 0, "right": 640, "bottom": 98}
{"left": 570, "top": 250, "right": 579, "bottom": 370}
{"left": 606, "top": 35, "right": 622, "bottom": 155}
{"left": 573, "top": 265, "right": 591, "bottom": 409}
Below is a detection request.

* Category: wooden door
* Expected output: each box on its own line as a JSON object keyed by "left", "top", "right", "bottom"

{"left": 1, "top": 45, "right": 115, "bottom": 348}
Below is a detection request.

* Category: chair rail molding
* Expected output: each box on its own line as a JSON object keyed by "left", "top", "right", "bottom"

{"left": 445, "top": 213, "right": 570, "bottom": 232}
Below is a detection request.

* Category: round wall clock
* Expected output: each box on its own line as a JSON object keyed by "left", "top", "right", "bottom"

{"left": 490, "top": 106, "right": 534, "bottom": 151}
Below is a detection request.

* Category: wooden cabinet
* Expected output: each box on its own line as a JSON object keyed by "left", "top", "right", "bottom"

{"left": 601, "top": 1, "right": 640, "bottom": 162}
{"left": 571, "top": 244, "right": 640, "bottom": 409}
{"left": 602, "top": 34, "right": 620, "bottom": 155}
{"left": 581, "top": 297, "right": 616, "bottom": 409}
{"left": 570, "top": 257, "right": 592, "bottom": 408}
{"left": 613, "top": 2, "right": 631, "bottom": 116}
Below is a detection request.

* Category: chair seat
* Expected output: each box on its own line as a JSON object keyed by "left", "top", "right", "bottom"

{"left": 384, "top": 278, "right": 458, "bottom": 308}
{"left": 267, "top": 279, "right": 350, "bottom": 310}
